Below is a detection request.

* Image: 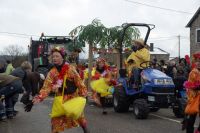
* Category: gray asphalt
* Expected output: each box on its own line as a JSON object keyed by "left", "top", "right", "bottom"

{"left": 0, "top": 97, "right": 187, "bottom": 133}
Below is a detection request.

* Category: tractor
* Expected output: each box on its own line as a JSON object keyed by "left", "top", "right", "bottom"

{"left": 113, "top": 23, "right": 186, "bottom": 119}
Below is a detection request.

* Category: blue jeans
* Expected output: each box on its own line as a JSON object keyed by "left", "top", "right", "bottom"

{"left": 12, "top": 93, "right": 19, "bottom": 110}
{"left": 0, "top": 80, "right": 23, "bottom": 97}
{"left": 5, "top": 96, "right": 13, "bottom": 116}
{"left": 0, "top": 101, "right": 5, "bottom": 118}
{"left": 0, "top": 80, "right": 23, "bottom": 116}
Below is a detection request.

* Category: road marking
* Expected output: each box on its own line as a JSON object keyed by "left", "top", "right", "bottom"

{"left": 150, "top": 113, "right": 198, "bottom": 128}
{"left": 150, "top": 113, "right": 181, "bottom": 123}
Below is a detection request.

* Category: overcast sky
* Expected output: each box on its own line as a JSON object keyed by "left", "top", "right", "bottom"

{"left": 0, "top": 0, "right": 199, "bottom": 58}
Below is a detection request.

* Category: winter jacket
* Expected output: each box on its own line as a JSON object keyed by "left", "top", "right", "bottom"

{"left": 127, "top": 47, "right": 150, "bottom": 69}
{"left": 5, "top": 64, "right": 14, "bottom": 75}
{"left": 23, "top": 72, "right": 40, "bottom": 96}
{"left": 10, "top": 67, "right": 26, "bottom": 80}
{"left": 0, "top": 74, "right": 19, "bottom": 88}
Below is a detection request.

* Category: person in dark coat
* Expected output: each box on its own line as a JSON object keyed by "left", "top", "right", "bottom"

{"left": 165, "top": 61, "right": 177, "bottom": 79}
{"left": 0, "top": 74, "right": 23, "bottom": 120}
{"left": 173, "top": 69, "right": 187, "bottom": 98}
{"left": 9, "top": 61, "right": 32, "bottom": 116}
{"left": 20, "top": 72, "right": 43, "bottom": 105}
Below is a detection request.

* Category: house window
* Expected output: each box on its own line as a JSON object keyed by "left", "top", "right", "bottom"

{"left": 197, "top": 28, "right": 200, "bottom": 43}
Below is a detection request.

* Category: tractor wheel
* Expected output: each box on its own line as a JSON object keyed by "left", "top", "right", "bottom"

{"left": 133, "top": 99, "right": 149, "bottom": 119}
{"left": 150, "top": 108, "right": 160, "bottom": 112}
{"left": 173, "top": 98, "right": 187, "bottom": 118}
{"left": 113, "top": 87, "right": 130, "bottom": 112}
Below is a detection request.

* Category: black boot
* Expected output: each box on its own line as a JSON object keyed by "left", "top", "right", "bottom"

{"left": 0, "top": 112, "right": 6, "bottom": 121}
{"left": 0, "top": 115, "right": 6, "bottom": 121}
{"left": 181, "top": 115, "right": 188, "bottom": 131}
{"left": 6, "top": 108, "right": 14, "bottom": 119}
{"left": 13, "top": 110, "right": 18, "bottom": 116}
{"left": 186, "top": 114, "right": 196, "bottom": 133}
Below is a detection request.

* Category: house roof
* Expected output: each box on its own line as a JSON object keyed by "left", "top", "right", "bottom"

{"left": 150, "top": 47, "right": 169, "bottom": 55}
{"left": 186, "top": 7, "right": 200, "bottom": 27}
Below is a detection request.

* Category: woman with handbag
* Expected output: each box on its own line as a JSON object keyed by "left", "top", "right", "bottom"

{"left": 183, "top": 52, "right": 200, "bottom": 133}
{"left": 25, "top": 47, "right": 89, "bottom": 133}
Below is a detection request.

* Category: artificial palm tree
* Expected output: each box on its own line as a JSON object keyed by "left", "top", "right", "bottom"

{"left": 100, "top": 24, "right": 140, "bottom": 70}
{"left": 69, "top": 20, "right": 141, "bottom": 87}
{"left": 69, "top": 19, "right": 107, "bottom": 88}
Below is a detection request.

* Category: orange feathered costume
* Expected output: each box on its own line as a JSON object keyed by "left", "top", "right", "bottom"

{"left": 184, "top": 52, "right": 200, "bottom": 114}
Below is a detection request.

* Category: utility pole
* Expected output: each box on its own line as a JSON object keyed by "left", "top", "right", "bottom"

{"left": 178, "top": 35, "right": 180, "bottom": 59}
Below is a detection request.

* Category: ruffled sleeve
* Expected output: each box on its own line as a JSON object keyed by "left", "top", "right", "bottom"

{"left": 37, "top": 68, "right": 58, "bottom": 100}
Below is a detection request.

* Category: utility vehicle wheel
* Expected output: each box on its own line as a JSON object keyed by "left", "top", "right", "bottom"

{"left": 113, "top": 87, "right": 130, "bottom": 112}
{"left": 173, "top": 98, "right": 186, "bottom": 118}
{"left": 133, "top": 99, "right": 149, "bottom": 119}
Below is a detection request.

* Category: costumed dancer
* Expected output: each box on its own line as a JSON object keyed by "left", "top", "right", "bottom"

{"left": 183, "top": 52, "right": 200, "bottom": 133}
{"left": 90, "top": 57, "right": 116, "bottom": 114}
{"left": 24, "top": 47, "right": 89, "bottom": 133}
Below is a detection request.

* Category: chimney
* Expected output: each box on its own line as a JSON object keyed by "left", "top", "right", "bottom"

{"left": 150, "top": 43, "right": 154, "bottom": 51}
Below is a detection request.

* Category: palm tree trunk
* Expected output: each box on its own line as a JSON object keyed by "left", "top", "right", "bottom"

{"left": 87, "top": 44, "right": 93, "bottom": 91}
{"left": 116, "top": 49, "right": 121, "bottom": 78}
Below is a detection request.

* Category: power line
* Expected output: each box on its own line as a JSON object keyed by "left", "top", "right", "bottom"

{"left": 0, "top": 34, "right": 30, "bottom": 39}
{"left": 0, "top": 31, "right": 39, "bottom": 37}
{"left": 180, "top": 35, "right": 189, "bottom": 38}
{"left": 149, "top": 35, "right": 189, "bottom": 40}
{"left": 124, "top": 0, "right": 193, "bottom": 14}
{"left": 149, "top": 36, "right": 177, "bottom": 41}
{"left": 149, "top": 36, "right": 189, "bottom": 41}
{"left": 149, "top": 35, "right": 177, "bottom": 39}
{"left": 149, "top": 38, "right": 177, "bottom": 41}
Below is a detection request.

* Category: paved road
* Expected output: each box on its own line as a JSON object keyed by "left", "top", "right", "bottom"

{"left": 0, "top": 97, "right": 189, "bottom": 133}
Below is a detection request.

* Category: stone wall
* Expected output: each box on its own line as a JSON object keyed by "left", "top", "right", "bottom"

{"left": 150, "top": 54, "right": 170, "bottom": 62}
{"left": 190, "top": 13, "right": 200, "bottom": 57}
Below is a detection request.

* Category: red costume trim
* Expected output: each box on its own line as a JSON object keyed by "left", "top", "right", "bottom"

{"left": 184, "top": 81, "right": 200, "bottom": 90}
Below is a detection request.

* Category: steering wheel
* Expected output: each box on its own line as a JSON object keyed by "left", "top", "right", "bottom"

{"left": 140, "top": 61, "right": 161, "bottom": 69}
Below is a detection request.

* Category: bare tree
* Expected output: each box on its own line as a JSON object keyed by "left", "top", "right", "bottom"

{"left": 2, "top": 44, "right": 25, "bottom": 60}
{"left": 1, "top": 44, "right": 28, "bottom": 67}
